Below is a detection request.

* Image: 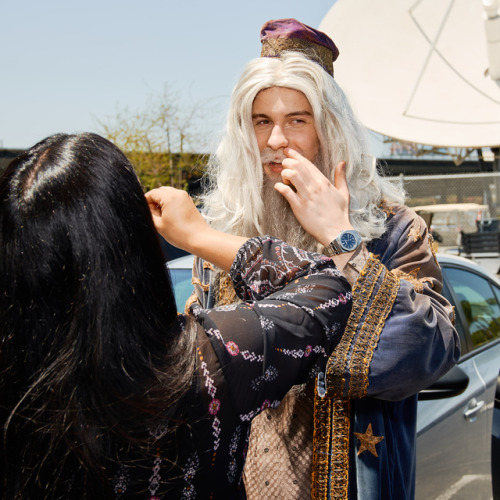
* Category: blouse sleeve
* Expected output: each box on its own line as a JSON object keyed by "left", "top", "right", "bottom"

{"left": 191, "top": 236, "right": 352, "bottom": 419}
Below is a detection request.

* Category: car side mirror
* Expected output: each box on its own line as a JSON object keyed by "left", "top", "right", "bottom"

{"left": 418, "top": 365, "right": 469, "bottom": 401}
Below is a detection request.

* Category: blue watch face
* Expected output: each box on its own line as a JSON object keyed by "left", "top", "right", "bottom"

{"left": 340, "top": 231, "right": 359, "bottom": 251}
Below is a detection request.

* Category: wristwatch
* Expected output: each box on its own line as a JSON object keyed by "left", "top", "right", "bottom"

{"left": 326, "top": 229, "right": 362, "bottom": 256}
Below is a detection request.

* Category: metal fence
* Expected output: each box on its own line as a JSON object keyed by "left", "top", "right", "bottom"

{"left": 387, "top": 172, "right": 500, "bottom": 246}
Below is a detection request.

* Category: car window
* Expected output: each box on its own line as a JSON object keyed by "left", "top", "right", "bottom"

{"left": 443, "top": 267, "right": 500, "bottom": 349}
{"left": 441, "top": 280, "right": 468, "bottom": 350}
{"left": 169, "top": 268, "right": 194, "bottom": 313}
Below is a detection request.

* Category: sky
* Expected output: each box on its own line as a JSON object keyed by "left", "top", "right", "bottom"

{"left": 1, "top": 0, "right": 356, "bottom": 152}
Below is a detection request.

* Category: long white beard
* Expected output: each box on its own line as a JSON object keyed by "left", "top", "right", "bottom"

{"left": 260, "top": 175, "right": 322, "bottom": 253}
{"left": 212, "top": 151, "right": 327, "bottom": 305}
{"left": 212, "top": 179, "right": 321, "bottom": 306}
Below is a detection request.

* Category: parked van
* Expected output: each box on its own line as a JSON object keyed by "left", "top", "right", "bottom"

{"left": 413, "top": 203, "right": 490, "bottom": 247}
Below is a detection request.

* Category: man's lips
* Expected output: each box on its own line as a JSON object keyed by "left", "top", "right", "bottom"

{"left": 268, "top": 161, "right": 283, "bottom": 173}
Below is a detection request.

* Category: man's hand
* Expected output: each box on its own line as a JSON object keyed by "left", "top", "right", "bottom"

{"left": 274, "top": 148, "right": 353, "bottom": 247}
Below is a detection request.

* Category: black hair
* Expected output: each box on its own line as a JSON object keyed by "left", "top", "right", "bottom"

{"left": 0, "top": 133, "right": 195, "bottom": 498}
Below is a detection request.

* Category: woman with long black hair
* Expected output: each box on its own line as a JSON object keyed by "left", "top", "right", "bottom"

{"left": 0, "top": 133, "right": 351, "bottom": 498}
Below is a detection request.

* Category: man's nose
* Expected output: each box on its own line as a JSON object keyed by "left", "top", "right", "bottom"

{"left": 267, "top": 125, "right": 288, "bottom": 150}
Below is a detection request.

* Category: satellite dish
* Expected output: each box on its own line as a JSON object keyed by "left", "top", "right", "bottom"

{"left": 319, "top": 0, "right": 500, "bottom": 149}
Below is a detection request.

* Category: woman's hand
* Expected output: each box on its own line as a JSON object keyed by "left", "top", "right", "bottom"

{"left": 145, "top": 187, "right": 247, "bottom": 272}
{"left": 146, "top": 186, "right": 207, "bottom": 252}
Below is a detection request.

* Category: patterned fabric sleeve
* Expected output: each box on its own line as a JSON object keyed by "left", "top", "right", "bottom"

{"left": 229, "top": 236, "right": 342, "bottom": 301}
{"left": 191, "top": 236, "right": 352, "bottom": 417}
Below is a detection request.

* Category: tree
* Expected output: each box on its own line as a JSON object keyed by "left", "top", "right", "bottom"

{"left": 97, "top": 85, "right": 209, "bottom": 192}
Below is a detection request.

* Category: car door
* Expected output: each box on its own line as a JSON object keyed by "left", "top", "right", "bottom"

{"left": 416, "top": 263, "right": 500, "bottom": 500}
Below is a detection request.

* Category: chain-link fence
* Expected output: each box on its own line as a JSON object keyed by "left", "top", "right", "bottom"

{"left": 387, "top": 172, "right": 500, "bottom": 246}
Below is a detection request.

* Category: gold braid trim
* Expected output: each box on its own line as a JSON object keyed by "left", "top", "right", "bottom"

{"left": 192, "top": 276, "right": 210, "bottom": 292}
{"left": 312, "top": 395, "right": 333, "bottom": 498}
{"left": 312, "top": 397, "right": 351, "bottom": 500}
{"left": 203, "top": 261, "right": 214, "bottom": 270}
{"left": 325, "top": 254, "right": 383, "bottom": 399}
{"left": 261, "top": 38, "right": 334, "bottom": 76}
{"left": 215, "top": 272, "right": 238, "bottom": 306}
{"left": 312, "top": 256, "right": 400, "bottom": 499}
{"left": 429, "top": 234, "right": 439, "bottom": 266}
{"left": 348, "top": 268, "right": 400, "bottom": 398}
{"left": 391, "top": 269, "right": 433, "bottom": 294}
{"left": 379, "top": 201, "right": 397, "bottom": 217}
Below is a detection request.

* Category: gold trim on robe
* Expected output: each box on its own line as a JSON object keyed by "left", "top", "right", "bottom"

{"left": 312, "top": 255, "right": 400, "bottom": 500}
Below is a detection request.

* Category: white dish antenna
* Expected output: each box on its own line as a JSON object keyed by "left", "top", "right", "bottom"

{"left": 320, "top": 0, "right": 500, "bottom": 149}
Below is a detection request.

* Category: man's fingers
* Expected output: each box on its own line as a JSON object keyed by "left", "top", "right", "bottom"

{"left": 284, "top": 147, "right": 305, "bottom": 161}
{"left": 274, "top": 181, "right": 298, "bottom": 205}
{"left": 280, "top": 167, "right": 304, "bottom": 191}
{"left": 283, "top": 147, "right": 324, "bottom": 182}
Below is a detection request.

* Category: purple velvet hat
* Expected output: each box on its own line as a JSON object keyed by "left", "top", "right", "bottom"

{"left": 260, "top": 18, "right": 339, "bottom": 76}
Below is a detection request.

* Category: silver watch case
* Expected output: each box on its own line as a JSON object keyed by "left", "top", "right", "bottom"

{"left": 327, "top": 229, "right": 362, "bottom": 255}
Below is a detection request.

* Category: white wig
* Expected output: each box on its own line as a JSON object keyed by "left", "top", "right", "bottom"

{"left": 201, "top": 52, "right": 405, "bottom": 241}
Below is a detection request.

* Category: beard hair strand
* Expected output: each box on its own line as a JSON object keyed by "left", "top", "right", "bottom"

{"left": 260, "top": 176, "right": 322, "bottom": 253}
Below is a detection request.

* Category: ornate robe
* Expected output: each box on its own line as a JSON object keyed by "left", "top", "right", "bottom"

{"left": 192, "top": 205, "right": 460, "bottom": 500}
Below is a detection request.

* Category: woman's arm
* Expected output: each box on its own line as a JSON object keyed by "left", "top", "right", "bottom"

{"left": 194, "top": 236, "right": 352, "bottom": 416}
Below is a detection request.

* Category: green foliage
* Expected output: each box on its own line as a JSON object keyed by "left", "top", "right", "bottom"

{"left": 96, "top": 85, "right": 210, "bottom": 192}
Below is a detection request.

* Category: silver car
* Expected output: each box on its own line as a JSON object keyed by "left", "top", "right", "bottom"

{"left": 417, "top": 254, "right": 500, "bottom": 500}
{"left": 167, "top": 253, "right": 500, "bottom": 499}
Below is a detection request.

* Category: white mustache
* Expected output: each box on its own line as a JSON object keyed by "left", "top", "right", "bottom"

{"left": 260, "top": 148, "right": 286, "bottom": 164}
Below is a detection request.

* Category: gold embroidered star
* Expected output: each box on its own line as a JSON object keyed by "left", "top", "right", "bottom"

{"left": 354, "top": 423, "right": 384, "bottom": 457}
{"left": 392, "top": 267, "right": 435, "bottom": 293}
{"left": 408, "top": 226, "right": 422, "bottom": 242}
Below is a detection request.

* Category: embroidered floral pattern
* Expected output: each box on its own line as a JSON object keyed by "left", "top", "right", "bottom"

{"left": 200, "top": 354, "right": 222, "bottom": 451}
{"left": 276, "top": 283, "right": 315, "bottom": 300}
{"left": 214, "top": 303, "right": 239, "bottom": 312}
{"left": 259, "top": 315, "right": 275, "bottom": 330}
{"left": 240, "top": 400, "right": 281, "bottom": 422}
{"left": 113, "top": 464, "right": 129, "bottom": 498}
{"left": 251, "top": 366, "right": 278, "bottom": 391}
{"left": 279, "top": 344, "right": 323, "bottom": 359}
{"left": 181, "top": 452, "right": 200, "bottom": 500}
{"left": 226, "top": 341, "right": 240, "bottom": 356}
{"left": 315, "top": 291, "right": 353, "bottom": 311}
{"left": 227, "top": 426, "right": 241, "bottom": 484}
{"left": 240, "top": 350, "right": 264, "bottom": 362}
{"left": 148, "top": 450, "right": 162, "bottom": 498}
{"left": 324, "top": 322, "right": 343, "bottom": 340}
{"left": 205, "top": 327, "right": 224, "bottom": 341}
{"left": 209, "top": 398, "right": 221, "bottom": 415}
{"left": 149, "top": 422, "right": 169, "bottom": 440}
{"left": 200, "top": 360, "right": 217, "bottom": 398}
